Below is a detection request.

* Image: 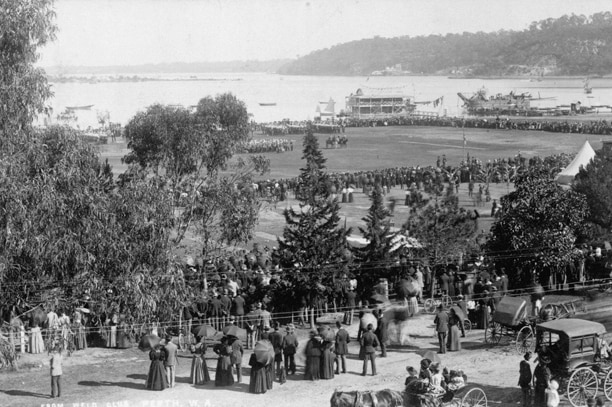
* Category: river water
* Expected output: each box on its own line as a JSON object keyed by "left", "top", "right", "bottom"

{"left": 44, "top": 72, "right": 612, "bottom": 127}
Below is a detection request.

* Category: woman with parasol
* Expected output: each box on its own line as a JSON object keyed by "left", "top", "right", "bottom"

{"left": 213, "top": 336, "right": 235, "bottom": 387}
{"left": 304, "top": 330, "right": 322, "bottom": 381}
{"left": 446, "top": 307, "right": 462, "bottom": 351}
{"left": 145, "top": 342, "right": 168, "bottom": 390}
{"left": 319, "top": 326, "right": 335, "bottom": 380}
{"left": 248, "top": 352, "right": 269, "bottom": 394}
{"left": 190, "top": 336, "right": 210, "bottom": 385}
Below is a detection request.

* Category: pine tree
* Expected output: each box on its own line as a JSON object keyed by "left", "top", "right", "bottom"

{"left": 355, "top": 184, "right": 397, "bottom": 263}
{"left": 353, "top": 184, "right": 399, "bottom": 299}
{"left": 277, "top": 127, "right": 350, "bottom": 324}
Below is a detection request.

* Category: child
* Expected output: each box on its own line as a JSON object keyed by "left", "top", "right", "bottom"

{"left": 49, "top": 345, "right": 63, "bottom": 398}
{"left": 405, "top": 366, "right": 418, "bottom": 387}
{"left": 545, "top": 380, "right": 560, "bottom": 407}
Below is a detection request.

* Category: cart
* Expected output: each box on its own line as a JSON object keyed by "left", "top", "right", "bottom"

{"left": 484, "top": 296, "right": 582, "bottom": 354}
{"left": 409, "top": 381, "right": 488, "bottom": 407}
{"left": 536, "top": 319, "right": 612, "bottom": 407}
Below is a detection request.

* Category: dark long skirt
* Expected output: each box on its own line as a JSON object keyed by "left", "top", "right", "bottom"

{"left": 249, "top": 365, "right": 268, "bottom": 394}
{"left": 320, "top": 349, "right": 335, "bottom": 379}
{"left": 146, "top": 360, "right": 168, "bottom": 390}
{"left": 305, "top": 356, "right": 321, "bottom": 380}
{"left": 265, "top": 363, "right": 274, "bottom": 389}
{"left": 215, "top": 356, "right": 235, "bottom": 387}
{"left": 191, "top": 355, "right": 211, "bottom": 384}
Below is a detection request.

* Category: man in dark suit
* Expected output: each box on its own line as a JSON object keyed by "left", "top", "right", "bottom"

{"left": 360, "top": 323, "right": 379, "bottom": 376}
{"left": 269, "top": 322, "right": 284, "bottom": 380}
{"left": 232, "top": 291, "right": 246, "bottom": 328}
{"left": 434, "top": 305, "right": 449, "bottom": 354}
{"left": 334, "top": 320, "right": 349, "bottom": 374}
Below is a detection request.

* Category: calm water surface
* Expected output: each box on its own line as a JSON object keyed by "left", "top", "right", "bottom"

{"left": 45, "top": 72, "right": 612, "bottom": 127}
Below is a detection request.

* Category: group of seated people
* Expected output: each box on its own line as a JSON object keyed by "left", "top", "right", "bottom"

{"left": 404, "top": 358, "right": 467, "bottom": 406}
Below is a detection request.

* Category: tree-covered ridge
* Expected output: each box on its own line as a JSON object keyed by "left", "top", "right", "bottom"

{"left": 279, "top": 12, "right": 612, "bottom": 77}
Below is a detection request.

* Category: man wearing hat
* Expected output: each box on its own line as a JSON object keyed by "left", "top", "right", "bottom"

{"left": 334, "top": 320, "right": 349, "bottom": 374}
{"left": 360, "top": 323, "right": 379, "bottom": 376}
{"left": 533, "top": 353, "right": 551, "bottom": 407}
{"left": 163, "top": 335, "right": 178, "bottom": 388}
{"left": 434, "top": 304, "right": 449, "bottom": 354}
{"left": 518, "top": 352, "right": 533, "bottom": 407}
{"left": 282, "top": 324, "right": 299, "bottom": 375}
{"left": 456, "top": 295, "right": 467, "bottom": 338}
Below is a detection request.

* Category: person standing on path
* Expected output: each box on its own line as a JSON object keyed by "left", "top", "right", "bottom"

{"left": 534, "top": 355, "right": 552, "bottom": 407}
{"left": 163, "top": 335, "right": 178, "bottom": 388}
{"left": 518, "top": 352, "right": 532, "bottom": 407}
{"left": 334, "top": 320, "right": 349, "bottom": 374}
{"left": 434, "top": 305, "right": 449, "bottom": 354}
{"left": 229, "top": 335, "right": 244, "bottom": 383}
{"left": 360, "top": 323, "right": 379, "bottom": 376}
{"left": 49, "top": 345, "right": 63, "bottom": 398}
{"left": 282, "top": 324, "right": 299, "bottom": 375}
{"left": 269, "top": 322, "right": 284, "bottom": 381}
{"left": 345, "top": 288, "right": 356, "bottom": 325}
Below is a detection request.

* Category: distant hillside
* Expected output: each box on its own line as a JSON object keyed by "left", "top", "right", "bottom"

{"left": 43, "top": 59, "right": 292, "bottom": 76}
{"left": 279, "top": 12, "right": 612, "bottom": 77}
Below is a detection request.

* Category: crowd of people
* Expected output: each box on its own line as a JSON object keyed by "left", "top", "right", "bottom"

{"left": 237, "top": 138, "right": 294, "bottom": 154}
{"left": 340, "top": 114, "right": 612, "bottom": 136}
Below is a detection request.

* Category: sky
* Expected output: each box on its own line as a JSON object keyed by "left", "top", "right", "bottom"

{"left": 39, "top": 0, "right": 612, "bottom": 67}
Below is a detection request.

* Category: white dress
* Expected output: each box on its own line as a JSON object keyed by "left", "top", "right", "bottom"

{"left": 29, "top": 327, "right": 46, "bottom": 353}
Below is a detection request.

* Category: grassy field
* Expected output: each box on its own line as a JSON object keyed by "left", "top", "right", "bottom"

{"left": 99, "top": 125, "right": 608, "bottom": 254}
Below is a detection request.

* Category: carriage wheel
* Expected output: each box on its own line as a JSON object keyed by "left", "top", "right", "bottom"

{"left": 442, "top": 295, "right": 452, "bottom": 309}
{"left": 461, "top": 387, "right": 488, "bottom": 407}
{"left": 516, "top": 326, "right": 535, "bottom": 355}
{"left": 484, "top": 322, "right": 502, "bottom": 345}
{"left": 424, "top": 299, "right": 436, "bottom": 313}
{"left": 567, "top": 367, "right": 598, "bottom": 407}
{"left": 604, "top": 369, "right": 612, "bottom": 401}
{"left": 463, "top": 319, "right": 472, "bottom": 334}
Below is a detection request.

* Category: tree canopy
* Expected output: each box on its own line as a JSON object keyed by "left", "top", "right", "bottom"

{"left": 486, "top": 171, "right": 589, "bottom": 286}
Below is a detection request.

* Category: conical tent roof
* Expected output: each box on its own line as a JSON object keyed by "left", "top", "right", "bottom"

{"left": 555, "top": 141, "right": 596, "bottom": 184}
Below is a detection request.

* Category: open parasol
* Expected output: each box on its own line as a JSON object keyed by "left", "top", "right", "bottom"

{"left": 317, "top": 325, "right": 335, "bottom": 342}
{"left": 222, "top": 325, "right": 245, "bottom": 338}
{"left": 371, "top": 294, "right": 391, "bottom": 305}
{"left": 397, "top": 279, "right": 419, "bottom": 299}
{"left": 138, "top": 334, "right": 161, "bottom": 352}
{"left": 193, "top": 324, "right": 217, "bottom": 339}
{"left": 360, "top": 312, "right": 378, "bottom": 331}
{"left": 254, "top": 340, "right": 274, "bottom": 365}
{"left": 418, "top": 349, "right": 442, "bottom": 364}
{"left": 450, "top": 305, "right": 466, "bottom": 321}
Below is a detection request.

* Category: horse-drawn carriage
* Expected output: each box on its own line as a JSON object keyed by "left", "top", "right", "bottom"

{"left": 484, "top": 296, "right": 583, "bottom": 354}
{"left": 536, "top": 319, "right": 612, "bottom": 407}
{"left": 330, "top": 380, "right": 488, "bottom": 407}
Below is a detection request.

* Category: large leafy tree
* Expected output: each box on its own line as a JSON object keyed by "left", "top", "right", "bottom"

{"left": 0, "top": 0, "right": 56, "bottom": 139}
{"left": 122, "top": 95, "right": 269, "bottom": 257}
{"left": 486, "top": 170, "right": 589, "bottom": 287}
{"left": 573, "top": 150, "right": 612, "bottom": 240}
{"left": 277, "top": 128, "right": 350, "bottom": 323}
{"left": 404, "top": 194, "right": 479, "bottom": 267}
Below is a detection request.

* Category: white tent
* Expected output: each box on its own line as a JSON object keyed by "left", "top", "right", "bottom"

{"left": 555, "top": 141, "right": 596, "bottom": 185}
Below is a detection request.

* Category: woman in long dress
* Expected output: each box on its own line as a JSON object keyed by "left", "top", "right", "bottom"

{"left": 213, "top": 336, "right": 235, "bottom": 387}
{"left": 320, "top": 340, "right": 335, "bottom": 379}
{"left": 146, "top": 344, "right": 168, "bottom": 390}
{"left": 190, "top": 337, "right": 211, "bottom": 385}
{"left": 73, "top": 310, "right": 87, "bottom": 350}
{"left": 58, "top": 311, "right": 71, "bottom": 344}
{"left": 248, "top": 353, "right": 268, "bottom": 394}
{"left": 304, "top": 332, "right": 322, "bottom": 381}
{"left": 28, "top": 323, "right": 46, "bottom": 354}
{"left": 447, "top": 308, "right": 462, "bottom": 351}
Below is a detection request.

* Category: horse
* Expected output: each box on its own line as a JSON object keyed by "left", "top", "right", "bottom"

{"left": 330, "top": 389, "right": 406, "bottom": 407}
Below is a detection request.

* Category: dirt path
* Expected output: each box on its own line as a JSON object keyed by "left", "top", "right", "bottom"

{"left": 0, "top": 310, "right": 561, "bottom": 407}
